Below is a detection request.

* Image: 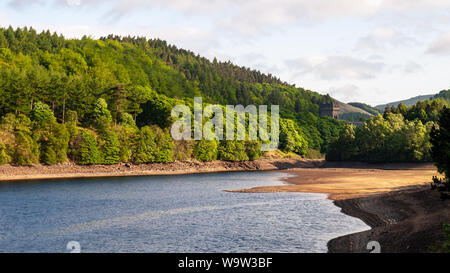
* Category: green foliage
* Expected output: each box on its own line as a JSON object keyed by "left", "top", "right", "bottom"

{"left": 101, "top": 131, "right": 121, "bottom": 165}
{"left": 30, "top": 101, "right": 56, "bottom": 124}
{"left": 245, "top": 141, "right": 261, "bottom": 161}
{"left": 0, "top": 141, "right": 11, "bottom": 164}
{"left": 193, "top": 140, "right": 218, "bottom": 162}
{"left": 71, "top": 130, "right": 102, "bottom": 165}
{"left": 218, "top": 140, "right": 248, "bottom": 161}
{"left": 348, "top": 102, "right": 380, "bottom": 116}
{"left": 327, "top": 113, "right": 433, "bottom": 163}
{"left": 152, "top": 126, "right": 174, "bottom": 163}
{"left": 29, "top": 102, "right": 70, "bottom": 165}
{"left": 326, "top": 124, "right": 358, "bottom": 161}
{"left": 39, "top": 123, "right": 70, "bottom": 165}
{"left": 430, "top": 106, "right": 450, "bottom": 199}
{"left": 13, "top": 130, "right": 39, "bottom": 165}
{"left": 137, "top": 93, "right": 174, "bottom": 129}
{"left": 65, "top": 110, "right": 78, "bottom": 138}
{"left": 0, "top": 26, "right": 353, "bottom": 164}
{"left": 279, "top": 119, "right": 308, "bottom": 155}
{"left": 434, "top": 89, "right": 450, "bottom": 102}
{"left": 304, "top": 148, "right": 323, "bottom": 159}
{"left": 173, "top": 140, "right": 194, "bottom": 161}
{"left": 0, "top": 114, "right": 39, "bottom": 165}
{"left": 115, "top": 124, "right": 137, "bottom": 162}
{"left": 132, "top": 126, "right": 157, "bottom": 163}
{"left": 119, "top": 112, "right": 136, "bottom": 128}
{"left": 386, "top": 99, "right": 448, "bottom": 124}
{"left": 92, "top": 98, "right": 112, "bottom": 133}
{"left": 430, "top": 224, "right": 450, "bottom": 253}
{"left": 0, "top": 26, "right": 343, "bottom": 155}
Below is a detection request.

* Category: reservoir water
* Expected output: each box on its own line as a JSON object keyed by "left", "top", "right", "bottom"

{"left": 0, "top": 171, "right": 369, "bottom": 253}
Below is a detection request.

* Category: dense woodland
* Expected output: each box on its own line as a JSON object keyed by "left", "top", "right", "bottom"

{"left": 327, "top": 98, "right": 450, "bottom": 162}
{"left": 0, "top": 26, "right": 448, "bottom": 166}
{"left": 0, "top": 26, "right": 344, "bottom": 166}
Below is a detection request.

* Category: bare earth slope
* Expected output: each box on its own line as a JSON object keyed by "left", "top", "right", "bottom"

{"left": 329, "top": 187, "right": 450, "bottom": 253}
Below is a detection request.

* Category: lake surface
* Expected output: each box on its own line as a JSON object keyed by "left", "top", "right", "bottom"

{"left": 0, "top": 171, "right": 369, "bottom": 253}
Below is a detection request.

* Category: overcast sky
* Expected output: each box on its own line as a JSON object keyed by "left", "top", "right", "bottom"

{"left": 1, "top": 0, "right": 450, "bottom": 105}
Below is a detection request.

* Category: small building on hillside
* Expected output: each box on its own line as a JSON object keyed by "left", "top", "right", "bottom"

{"left": 319, "top": 102, "right": 340, "bottom": 120}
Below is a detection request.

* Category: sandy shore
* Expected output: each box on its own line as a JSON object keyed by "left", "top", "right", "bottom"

{"left": 0, "top": 158, "right": 323, "bottom": 182}
{"left": 230, "top": 162, "right": 448, "bottom": 253}
{"left": 228, "top": 164, "right": 440, "bottom": 200}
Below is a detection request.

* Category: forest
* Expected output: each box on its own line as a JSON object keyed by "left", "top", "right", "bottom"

{"left": 0, "top": 26, "right": 344, "bottom": 166}
{"left": 327, "top": 98, "right": 449, "bottom": 162}
{"left": 0, "top": 26, "right": 448, "bottom": 166}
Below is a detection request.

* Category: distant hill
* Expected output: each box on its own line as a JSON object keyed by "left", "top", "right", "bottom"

{"left": 348, "top": 102, "right": 380, "bottom": 115}
{"left": 331, "top": 100, "right": 373, "bottom": 121}
{"left": 375, "top": 94, "right": 435, "bottom": 111}
{"left": 434, "top": 89, "right": 450, "bottom": 101}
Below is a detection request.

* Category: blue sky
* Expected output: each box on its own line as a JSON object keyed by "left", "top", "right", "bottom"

{"left": 1, "top": 0, "right": 450, "bottom": 105}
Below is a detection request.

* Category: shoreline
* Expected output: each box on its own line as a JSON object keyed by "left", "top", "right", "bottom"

{"left": 227, "top": 162, "right": 448, "bottom": 253}
{"left": 328, "top": 186, "right": 450, "bottom": 252}
{"left": 1, "top": 159, "right": 447, "bottom": 253}
{"left": 229, "top": 164, "right": 440, "bottom": 200}
{"left": 0, "top": 158, "right": 323, "bottom": 182}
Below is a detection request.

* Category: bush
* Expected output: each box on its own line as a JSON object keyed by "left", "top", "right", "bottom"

{"left": 218, "top": 141, "right": 248, "bottom": 161}
{"left": 173, "top": 140, "right": 194, "bottom": 161}
{"left": 13, "top": 131, "right": 39, "bottom": 165}
{"left": 245, "top": 140, "right": 261, "bottom": 161}
{"left": 101, "top": 131, "right": 121, "bottom": 165}
{"left": 430, "top": 106, "right": 450, "bottom": 199}
{"left": 30, "top": 101, "right": 56, "bottom": 124}
{"left": 431, "top": 223, "right": 450, "bottom": 253}
{"left": 193, "top": 140, "right": 218, "bottom": 162}
{"left": 40, "top": 145, "right": 57, "bottom": 165}
{"left": 0, "top": 141, "right": 11, "bottom": 164}
{"left": 152, "top": 126, "right": 174, "bottom": 163}
{"left": 115, "top": 124, "right": 138, "bottom": 163}
{"left": 71, "top": 130, "right": 102, "bottom": 165}
{"left": 304, "top": 148, "right": 323, "bottom": 159}
{"left": 39, "top": 123, "right": 70, "bottom": 165}
{"left": 132, "top": 126, "right": 157, "bottom": 163}
{"left": 279, "top": 119, "right": 308, "bottom": 155}
{"left": 92, "top": 98, "right": 112, "bottom": 134}
{"left": 65, "top": 110, "right": 79, "bottom": 138}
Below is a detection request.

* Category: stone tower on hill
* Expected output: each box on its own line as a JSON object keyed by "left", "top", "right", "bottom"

{"left": 319, "top": 102, "right": 340, "bottom": 119}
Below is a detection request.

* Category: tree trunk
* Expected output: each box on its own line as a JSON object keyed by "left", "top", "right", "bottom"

{"left": 62, "top": 98, "right": 66, "bottom": 124}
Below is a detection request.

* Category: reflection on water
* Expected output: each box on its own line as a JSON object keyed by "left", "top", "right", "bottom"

{"left": 0, "top": 171, "right": 369, "bottom": 252}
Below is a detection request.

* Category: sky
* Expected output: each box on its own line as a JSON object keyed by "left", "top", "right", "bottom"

{"left": 1, "top": 0, "right": 450, "bottom": 106}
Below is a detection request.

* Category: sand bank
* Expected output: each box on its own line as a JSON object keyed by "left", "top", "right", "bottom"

{"left": 229, "top": 164, "right": 440, "bottom": 200}
{"left": 228, "top": 162, "right": 448, "bottom": 253}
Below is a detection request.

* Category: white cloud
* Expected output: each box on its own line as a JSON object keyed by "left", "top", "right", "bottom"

{"left": 8, "top": 0, "right": 450, "bottom": 36}
{"left": 0, "top": 11, "right": 11, "bottom": 26}
{"left": 66, "top": 0, "right": 82, "bottom": 7}
{"left": 8, "top": 0, "right": 42, "bottom": 8}
{"left": 427, "top": 32, "right": 450, "bottom": 55}
{"left": 356, "top": 27, "right": 412, "bottom": 51}
{"left": 328, "top": 84, "right": 361, "bottom": 102}
{"left": 286, "top": 55, "right": 385, "bottom": 80}
{"left": 403, "top": 61, "right": 423, "bottom": 74}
